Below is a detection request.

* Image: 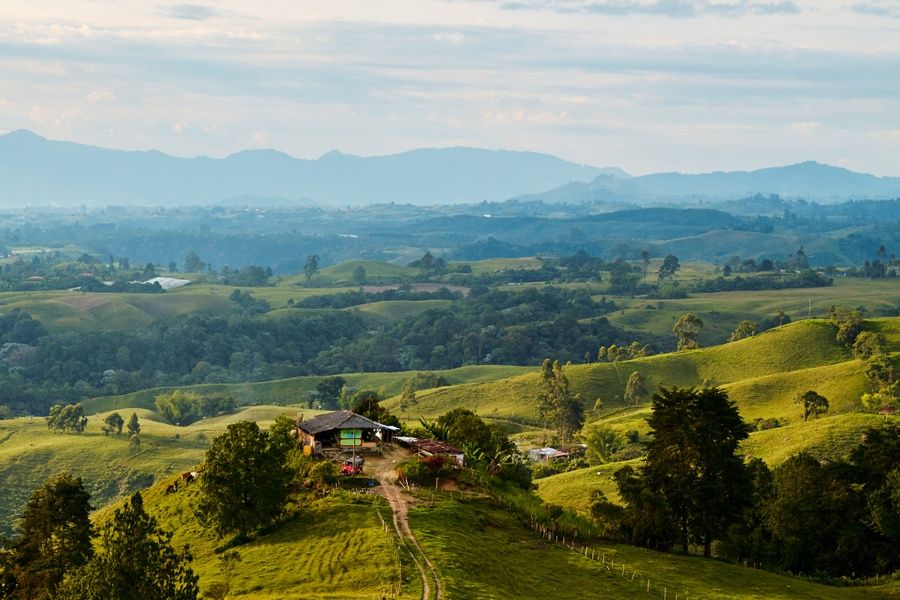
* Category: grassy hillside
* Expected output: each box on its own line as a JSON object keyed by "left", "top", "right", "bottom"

{"left": 386, "top": 319, "right": 858, "bottom": 423}
{"left": 93, "top": 482, "right": 400, "bottom": 600}
{"left": 409, "top": 493, "right": 895, "bottom": 599}
{"left": 536, "top": 412, "right": 891, "bottom": 517}
{"left": 352, "top": 299, "right": 454, "bottom": 321}
{"left": 0, "top": 405, "right": 319, "bottom": 533}
{"left": 605, "top": 278, "right": 900, "bottom": 346}
{"left": 81, "top": 364, "right": 532, "bottom": 415}
{"left": 307, "top": 259, "right": 417, "bottom": 285}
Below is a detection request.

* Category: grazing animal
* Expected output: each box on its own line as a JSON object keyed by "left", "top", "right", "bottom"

{"left": 181, "top": 470, "right": 201, "bottom": 484}
{"left": 165, "top": 481, "right": 178, "bottom": 494}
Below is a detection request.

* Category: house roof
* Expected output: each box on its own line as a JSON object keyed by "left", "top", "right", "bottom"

{"left": 297, "top": 411, "right": 386, "bottom": 435}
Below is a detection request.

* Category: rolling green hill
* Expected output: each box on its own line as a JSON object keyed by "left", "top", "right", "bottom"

{"left": 385, "top": 319, "right": 870, "bottom": 423}
{"left": 0, "top": 405, "right": 323, "bottom": 533}
{"left": 80, "top": 364, "right": 533, "bottom": 415}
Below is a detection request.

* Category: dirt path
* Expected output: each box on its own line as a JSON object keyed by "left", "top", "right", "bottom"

{"left": 370, "top": 445, "right": 443, "bottom": 600}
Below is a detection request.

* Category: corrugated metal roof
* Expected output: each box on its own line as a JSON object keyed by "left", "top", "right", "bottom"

{"left": 297, "top": 411, "right": 385, "bottom": 435}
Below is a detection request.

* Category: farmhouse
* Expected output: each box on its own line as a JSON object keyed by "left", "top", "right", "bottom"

{"left": 297, "top": 410, "right": 395, "bottom": 454}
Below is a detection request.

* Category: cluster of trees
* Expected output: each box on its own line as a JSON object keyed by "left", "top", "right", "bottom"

{"left": 854, "top": 332, "right": 899, "bottom": 415}
{"left": 691, "top": 270, "right": 832, "bottom": 294}
{"left": 591, "top": 386, "right": 900, "bottom": 578}
{"left": 597, "top": 387, "right": 751, "bottom": 557}
{"left": 154, "top": 391, "right": 236, "bottom": 426}
{"left": 46, "top": 403, "right": 88, "bottom": 433}
{"left": 537, "top": 359, "right": 584, "bottom": 444}
{"left": 420, "top": 408, "right": 531, "bottom": 489}
{"left": 295, "top": 287, "right": 461, "bottom": 309}
{"left": 720, "top": 428, "right": 900, "bottom": 577}
{"left": 0, "top": 474, "right": 198, "bottom": 599}
{"left": 596, "top": 341, "right": 654, "bottom": 363}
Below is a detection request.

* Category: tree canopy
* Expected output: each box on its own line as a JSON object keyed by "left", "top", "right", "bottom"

{"left": 196, "top": 421, "right": 292, "bottom": 537}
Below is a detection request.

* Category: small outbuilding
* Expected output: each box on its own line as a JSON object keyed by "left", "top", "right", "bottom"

{"left": 297, "top": 410, "right": 394, "bottom": 455}
{"left": 527, "top": 447, "right": 569, "bottom": 463}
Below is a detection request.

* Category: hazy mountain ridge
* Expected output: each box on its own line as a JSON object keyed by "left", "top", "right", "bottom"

{"left": 2, "top": 130, "right": 899, "bottom": 207}
{"left": 0, "top": 130, "right": 604, "bottom": 207}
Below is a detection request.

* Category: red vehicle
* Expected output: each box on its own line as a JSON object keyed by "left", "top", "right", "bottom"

{"left": 341, "top": 456, "right": 364, "bottom": 476}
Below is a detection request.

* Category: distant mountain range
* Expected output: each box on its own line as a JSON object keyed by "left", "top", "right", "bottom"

{"left": 1, "top": 129, "right": 898, "bottom": 206}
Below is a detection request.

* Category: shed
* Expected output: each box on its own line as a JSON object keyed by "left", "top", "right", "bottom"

{"left": 297, "top": 411, "right": 392, "bottom": 454}
{"left": 527, "top": 447, "right": 569, "bottom": 463}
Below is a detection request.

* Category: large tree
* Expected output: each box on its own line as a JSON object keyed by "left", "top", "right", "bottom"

{"left": 303, "top": 255, "right": 319, "bottom": 281}
{"left": 796, "top": 390, "right": 829, "bottom": 421}
{"left": 57, "top": 492, "right": 198, "bottom": 600}
{"left": 657, "top": 254, "right": 680, "bottom": 280}
{"left": 618, "top": 386, "right": 751, "bottom": 557}
{"left": 196, "top": 421, "right": 292, "bottom": 537}
{"left": 672, "top": 313, "right": 704, "bottom": 351}
{"left": 0, "top": 473, "right": 93, "bottom": 599}
{"left": 537, "top": 359, "right": 585, "bottom": 444}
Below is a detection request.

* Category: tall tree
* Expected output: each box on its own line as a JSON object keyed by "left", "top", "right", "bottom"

{"left": 352, "top": 265, "right": 367, "bottom": 285}
{"left": 624, "top": 371, "right": 647, "bottom": 406}
{"left": 619, "top": 387, "right": 751, "bottom": 557}
{"left": 303, "top": 255, "right": 319, "bottom": 281}
{"left": 196, "top": 421, "right": 291, "bottom": 537}
{"left": 1, "top": 473, "right": 93, "bottom": 599}
{"left": 729, "top": 320, "right": 757, "bottom": 342}
{"left": 127, "top": 412, "right": 141, "bottom": 435}
{"left": 657, "top": 254, "right": 680, "bottom": 280}
{"left": 796, "top": 390, "right": 829, "bottom": 421}
{"left": 537, "top": 359, "right": 584, "bottom": 444}
{"left": 103, "top": 412, "right": 125, "bottom": 435}
{"left": 183, "top": 251, "right": 206, "bottom": 273}
{"left": 56, "top": 492, "right": 199, "bottom": 600}
{"left": 673, "top": 313, "right": 703, "bottom": 351}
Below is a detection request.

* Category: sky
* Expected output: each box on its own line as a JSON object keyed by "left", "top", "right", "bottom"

{"left": 1, "top": 1, "right": 899, "bottom": 175}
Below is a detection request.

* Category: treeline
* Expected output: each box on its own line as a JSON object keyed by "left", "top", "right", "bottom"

{"left": 690, "top": 270, "right": 832, "bottom": 293}
{"left": 0, "top": 287, "right": 646, "bottom": 417}
{"left": 295, "top": 286, "right": 462, "bottom": 309}
{"left": 592, "top": 386, "right": 900, "bottom": 579}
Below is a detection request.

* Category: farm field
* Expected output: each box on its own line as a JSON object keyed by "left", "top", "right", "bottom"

{"left": 408, "top": 493, "right": 897, "bottom": 599}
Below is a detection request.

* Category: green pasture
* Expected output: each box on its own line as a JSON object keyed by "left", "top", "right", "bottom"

{"left": 0, "top": 404, "right": 315, "bottom": 532}
{"left": 409, "top": 493, "right": 895, "bottom": 599}
{"left": 351, "top": 299, "right": 454, "bottom": 321}
{"left": 81, "top": 364, "right": 533, "bottom": 415}
{"left": 94, "top": 483, "right": 399, "bottom": 600}
{"left": 605, "top": 277, "right": 900, "bottom": 346}
{"left": 386, "top": 319, "right": 860, "bottom": 422}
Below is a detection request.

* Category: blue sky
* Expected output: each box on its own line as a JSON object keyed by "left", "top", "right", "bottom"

{"left": 1, "top": 0, "right": 898, "bottom": 175}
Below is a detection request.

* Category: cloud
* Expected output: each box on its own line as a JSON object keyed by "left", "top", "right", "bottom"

{"left": 159, "top": 4, "right": 223, "bottom": 21}
{"left": 850, "top": 2, "right": 900, "bottom": 18}
{"left": 786, "top": 121, "right": 821, "bottom": 134}
{"left": 434, "top": 31, "right": 465, "bottom": 43}
{"left": 496, "top": 0, "right": 801, "bottom": 18}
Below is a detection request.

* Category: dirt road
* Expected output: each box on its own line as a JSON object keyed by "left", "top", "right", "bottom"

{"left": 370, "top": 445, "right": 443, "bottom": 600}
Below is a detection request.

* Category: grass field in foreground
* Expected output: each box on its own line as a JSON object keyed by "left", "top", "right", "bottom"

{"left": 409, "top": 493, "right": 896, "bottom": 599}
{"left": 93, "top": 482, "right": 402, "bottom": 600}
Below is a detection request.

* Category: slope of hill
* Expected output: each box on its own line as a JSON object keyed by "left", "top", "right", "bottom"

{"left": 385, "top": 319, "right": 860, "bottom": 423}
{"left": 80, "top": 364, "right": 533, "bottom": 415}
{"left": 0, "top": 130, "right": 604, "bottom": 206}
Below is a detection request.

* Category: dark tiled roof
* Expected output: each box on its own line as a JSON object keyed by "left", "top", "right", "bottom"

{"left": 297, "top": 411, "right": 385, "bottom": 435}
